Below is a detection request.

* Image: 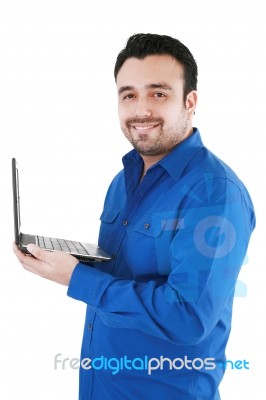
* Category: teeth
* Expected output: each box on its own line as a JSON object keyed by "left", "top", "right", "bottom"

{"left": 132, "top": 125, "right": 157, "bottom": 130}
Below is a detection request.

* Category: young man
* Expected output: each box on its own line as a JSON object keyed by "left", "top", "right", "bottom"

{"left": 14, "top": 33, "right": 256, "bottom": 399}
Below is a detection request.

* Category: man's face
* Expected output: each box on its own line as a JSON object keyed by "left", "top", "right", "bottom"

{"left": 116, "top": 54, "right": 196, "bottom": 158}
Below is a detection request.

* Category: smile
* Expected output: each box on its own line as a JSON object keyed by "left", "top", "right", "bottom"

{"left": 131, "top": 124, "right": 160, "bottom": 131}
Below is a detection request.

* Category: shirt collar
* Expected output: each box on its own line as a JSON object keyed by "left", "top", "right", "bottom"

{"left": 158, "top": 127, "right": 204, "bottom": 181}
{"left": 122, "top": 128, "right": 204, "bottom": 182}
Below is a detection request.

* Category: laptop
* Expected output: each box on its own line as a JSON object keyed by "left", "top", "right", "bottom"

{"left": 12, "top": 158, "right": 111, "bottom": 263}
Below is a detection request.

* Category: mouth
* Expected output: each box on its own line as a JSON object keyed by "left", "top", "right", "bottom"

{"left": 130, "top": 123, "right": 160, "bottom": 132}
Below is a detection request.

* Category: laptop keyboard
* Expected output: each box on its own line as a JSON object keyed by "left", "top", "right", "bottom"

{"left": 37, "top": 236, "right": 90, "bottom": 255}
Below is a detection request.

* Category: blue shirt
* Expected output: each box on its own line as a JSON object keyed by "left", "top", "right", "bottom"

{"left": 68, "top": 128, "right": 255, "bottom": 400}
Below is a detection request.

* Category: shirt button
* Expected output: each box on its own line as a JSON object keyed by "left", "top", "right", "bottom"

{"left": 88, "top": 323, "right": 93, "bottom": 330}
{"left": 123, "top": 220, "right": 129, "bottom": 226}
{"left": 144, "top": 223, "right": 150, "bottom": 229}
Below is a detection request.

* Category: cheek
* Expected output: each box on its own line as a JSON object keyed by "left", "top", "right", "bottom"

{"left": 161, "top": 105, "right": 185, "bottom": 126}
{"left": 118, "top": 103, "right": 130, "bottom": 125}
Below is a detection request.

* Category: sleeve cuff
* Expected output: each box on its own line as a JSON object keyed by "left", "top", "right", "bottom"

{"left": 67, "top": 262, "right": 110, "bottom": 306}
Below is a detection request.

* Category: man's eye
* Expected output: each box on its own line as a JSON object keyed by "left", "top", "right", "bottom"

{"left": 123, "top": 94, "right": 135, "bottom": 100}
{"left": 153, "top": 92, "right": 166, "bottom": 98}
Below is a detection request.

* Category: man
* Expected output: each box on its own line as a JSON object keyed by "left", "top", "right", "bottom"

{"left": 14, "top": 33, "right": 255, "bottom": 399}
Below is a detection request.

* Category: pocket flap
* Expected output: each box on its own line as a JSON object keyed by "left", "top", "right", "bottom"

{"left": 100, "top": 207, "right": 120, "bottom": 223}
{"left": 134, "top": 214, "right": 166, "bottom": 237}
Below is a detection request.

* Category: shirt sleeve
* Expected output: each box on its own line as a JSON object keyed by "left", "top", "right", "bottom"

{"left": 67, "top": 177, "right": 255, "bottom": 346}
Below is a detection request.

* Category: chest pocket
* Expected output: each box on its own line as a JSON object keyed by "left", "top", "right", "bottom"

{"left": 124, "top": 214, "right": 173, "bottom": 277}
{"left": 99, "top": 207, "right": 121, "bottom": 252}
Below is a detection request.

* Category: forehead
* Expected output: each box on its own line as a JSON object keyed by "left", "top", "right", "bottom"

{"left": 116, "top": 54, "right": 184, "bottom": 90}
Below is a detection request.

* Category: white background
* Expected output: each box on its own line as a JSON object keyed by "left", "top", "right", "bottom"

{"left": 0, "top": 0, "right": 265, "bottom": 398}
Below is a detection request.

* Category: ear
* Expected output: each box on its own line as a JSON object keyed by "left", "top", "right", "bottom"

{"left": 185, "top": 91, "right": 198, "bottom": 116}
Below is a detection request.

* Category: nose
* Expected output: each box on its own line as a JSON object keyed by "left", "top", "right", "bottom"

{"left": 134, "top": 96, "right": 152, "bottom": 118}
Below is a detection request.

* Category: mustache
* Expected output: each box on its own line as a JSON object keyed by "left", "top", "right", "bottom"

{"left": 125, "top": 117, "right": 164, "bottom": 128}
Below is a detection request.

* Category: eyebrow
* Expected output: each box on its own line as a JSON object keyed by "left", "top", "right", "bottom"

{"left": 118, "top": 82, "right": 173, "bottom": 96}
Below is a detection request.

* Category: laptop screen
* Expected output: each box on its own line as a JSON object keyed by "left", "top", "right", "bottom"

{"left": 12, "top": 158, "right": 21, "bottom": 245}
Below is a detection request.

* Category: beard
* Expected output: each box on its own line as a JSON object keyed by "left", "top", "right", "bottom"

{"left": 122, "top": 112, "right": 189, "bottom": 157}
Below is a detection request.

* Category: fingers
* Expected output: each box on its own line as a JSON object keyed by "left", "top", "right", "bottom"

{"left": 13, "top": 242, "right": 53, "bottom": 269}
{"left": 13, "top": 243, "right": 59, "bottom": 281}
{"left": 13, "top": 242, "right": 32, "bottom": 264}
{"left": 13, "top": 242, "right": 79, "bottom": 286}
{"left": 13, "top": 242, "right": 48, "bottom": 276}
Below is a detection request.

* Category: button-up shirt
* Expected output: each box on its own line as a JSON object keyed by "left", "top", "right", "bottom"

{"left": 68, "top": 128, "right": 255, "bottom": 399}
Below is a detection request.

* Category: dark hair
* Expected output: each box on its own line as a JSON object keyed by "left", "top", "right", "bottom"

{"left": 114, "top": 33, "right": 198, "bottom": 101}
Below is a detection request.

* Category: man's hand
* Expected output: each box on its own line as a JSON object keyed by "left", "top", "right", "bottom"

{"left": 13, "top": 243, "right": 79, "bottom": 286}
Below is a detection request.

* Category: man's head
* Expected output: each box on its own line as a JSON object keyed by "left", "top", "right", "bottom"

{"left": 115, "top": 33, "right": 198, "bottom": 162}
{"left": 115, "top": 33, "right": 198, "bottom": 103}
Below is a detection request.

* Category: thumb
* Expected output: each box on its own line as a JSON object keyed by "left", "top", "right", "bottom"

{"left": 27, "top": 243, "right": 53, "bottom": 262}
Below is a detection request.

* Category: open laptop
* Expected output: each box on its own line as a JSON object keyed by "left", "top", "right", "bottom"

{"left": 12, "top": 158, "right": 111, "bottom": 263}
